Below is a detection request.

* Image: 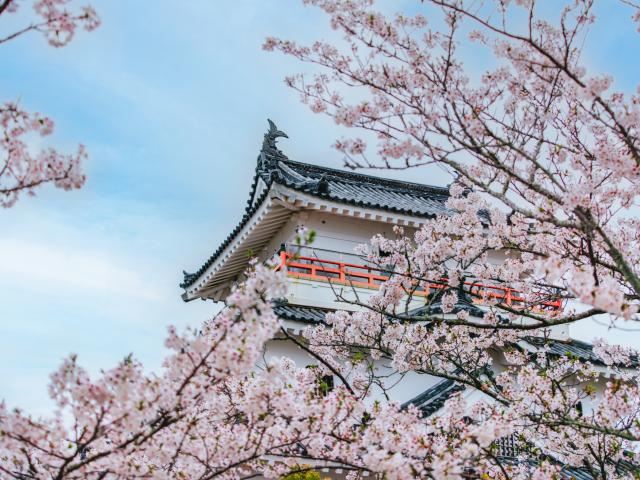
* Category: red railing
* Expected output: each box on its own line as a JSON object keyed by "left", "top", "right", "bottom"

{"left": 275, "top": 249, "right": 563, "bottom": 314}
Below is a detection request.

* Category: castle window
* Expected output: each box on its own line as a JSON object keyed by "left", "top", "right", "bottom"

{"left": 306, "top": 365, "right": 334, "bottom": 396}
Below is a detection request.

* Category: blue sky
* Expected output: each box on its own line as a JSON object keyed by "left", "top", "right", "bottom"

{"left": 1, "top": 1, "right": 638, "bottom": 414}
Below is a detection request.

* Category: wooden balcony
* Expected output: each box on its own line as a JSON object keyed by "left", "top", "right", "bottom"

{"left": 274, "top": 245, "right": 563, "bottom": 315}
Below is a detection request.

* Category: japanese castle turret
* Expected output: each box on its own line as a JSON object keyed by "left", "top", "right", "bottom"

{"left": 179, "top": 120, "right": 625, "bottom": 421}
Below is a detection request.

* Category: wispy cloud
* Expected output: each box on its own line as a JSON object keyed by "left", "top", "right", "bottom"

{"left": 0, "top": 238, "right": 162, "bottom": 301}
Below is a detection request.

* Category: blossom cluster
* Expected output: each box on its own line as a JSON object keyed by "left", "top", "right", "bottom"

{"left": 0, "top": 102, "right": 87, "bottom": 207}
{"left": 2, "top": 0, "right": 100, "bottom": 47}
{"left": 0, "top": 0, "right": 100, "bottom": 207}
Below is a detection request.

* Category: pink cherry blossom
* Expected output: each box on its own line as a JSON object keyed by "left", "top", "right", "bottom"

{"left": 0, "top": 0, "right": 100, "bottom": 207}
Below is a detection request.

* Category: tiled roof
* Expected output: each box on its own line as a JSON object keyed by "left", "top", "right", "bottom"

{"left": 272, "top": 302, "right": 477, "bottom": 326}
{"left": 401, "top": 386, "right": 639, "bottom": 478}
{"left": 405, "top": 303, "right": 637, "bottom": 368}
{"left": 273, "top": 303, "right": 330, "bottom": 324}
{"left": 613, "top": 459, "right": 640, "bottom": 479}
{"left": 401, "top": 378, "right": 466, "bottom": 417}
{"left": 502, "top": 455, "right": 639, "bottom": 479}
{"left": 490, "top": 459, "right": 638, "bottom": 480}
{"left": 559, "top": 466, "right": 598, "bottom": 480}
{"left": 180, "top": 120, "right": 449, "bottom": 290}
{"left": 273, "top": 159, "right": 450, "bottom": 217}
{"left": 522, "top": 336, "right": 639, "bottom": 367}
{"left": 269, "top": 304, "right": 633, "bottom": 371}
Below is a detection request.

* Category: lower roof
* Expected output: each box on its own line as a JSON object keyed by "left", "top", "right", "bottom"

{"left": 272, "top": 303, "right": 624, "bottom": 367}
{"left": 401, "top": 378, "right": 466, "bottom": 417}
{"left": 273, "top": 302, "right": 332, "bottom": 324}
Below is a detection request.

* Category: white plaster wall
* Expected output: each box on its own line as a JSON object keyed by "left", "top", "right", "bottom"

{"left": 260, "top": 210, "right": 412, "bottom": 262}
{"left": 261, "top": 332, "right": 442, "bottom": 405}
{"left": 369, "top": 361, "right": 441, "bottom": 405}
{"left": 303, "top": 211, "right": 404, "bottom": 252}
{"left": 283, "top": 277, "right": 429, "bottom": 311}
{"left": 262, "top": 337, "right": 317, "bottom": 368}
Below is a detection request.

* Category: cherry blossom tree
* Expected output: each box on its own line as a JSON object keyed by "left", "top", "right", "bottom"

{"left": 262, "top": 0, "right": 640, "bottom": 473}
{"left": 2, "top": 0, "right": 640, "bottom": 479}
{"left": 0, "top": 0, "right": 99, "bottom": 207}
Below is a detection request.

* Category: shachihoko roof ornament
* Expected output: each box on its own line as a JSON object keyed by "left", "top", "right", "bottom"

{"left": 258, "top": 119, "right": 289, "bottom": 172}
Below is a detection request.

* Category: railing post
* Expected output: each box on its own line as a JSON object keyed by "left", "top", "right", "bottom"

{"left": 339, "top": 263, "right": 346, "bottom": 282}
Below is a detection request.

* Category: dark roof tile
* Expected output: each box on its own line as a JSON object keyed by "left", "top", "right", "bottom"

{"left": 401, "top": 378, "right": 466, "bottom": 417}
{"left": 276, "top": 159, "right": 450, "bottom": 217}
{"left": 523, "top": 336, "right": 639, "bottom": 368}
{"left": 273, "top": 303, "right": 331, "bottom": 324}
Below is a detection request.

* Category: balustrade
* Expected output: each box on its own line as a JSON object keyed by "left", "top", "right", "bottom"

{"left": 274, "top": 245, "right": 563, "bottom": 314}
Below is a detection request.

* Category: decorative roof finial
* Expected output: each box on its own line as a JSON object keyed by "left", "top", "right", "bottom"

{"left": 264, "top": 119, "right": 288, "bottom": 151}
{"left": 258, "top": 119, "right": 289, "bottom": 172}
{"left": 447, "top": 171, "right": 472, "bottom": 196}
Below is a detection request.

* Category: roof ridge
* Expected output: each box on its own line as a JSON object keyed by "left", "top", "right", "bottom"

{"left": 280, "top": 158, "right": 450, "bottom": 195}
